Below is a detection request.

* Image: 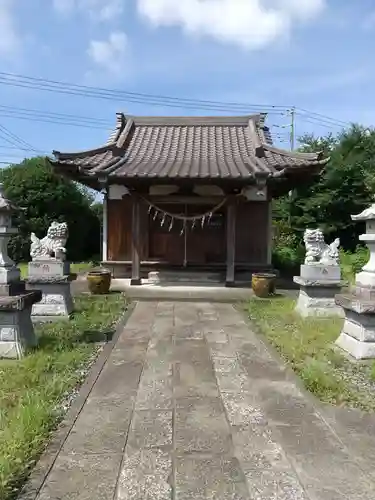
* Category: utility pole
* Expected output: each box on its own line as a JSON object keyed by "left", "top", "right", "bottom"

{"left": 288, "top": 107, "right": 296, "bottom": 225}
{"left": 289, "top": 106, "right": 296, "bottom": 151}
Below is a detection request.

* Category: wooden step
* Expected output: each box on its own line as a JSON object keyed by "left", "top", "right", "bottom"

{"left": 148, "top": 271, "right": 223, "bottom": 284}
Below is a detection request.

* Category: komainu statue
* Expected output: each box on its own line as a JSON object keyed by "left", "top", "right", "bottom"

{"left": 30, "top": 222, "right": 68, "bottom": 261}
{"left": 303, "top": 229, "right": 340, "bottom": 266}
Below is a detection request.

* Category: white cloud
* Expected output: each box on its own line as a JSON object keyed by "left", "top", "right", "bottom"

{"left": 53, "top": 0, "right": 124, "bottom": 21}
{"left": 87, "top": 31, "right": 127, "bottom": 73}
{"left": 0, "top": 0, "right": 21, "bottom": 57}
{"left": 137, "top": 0, "right": 326, "bottom": 49}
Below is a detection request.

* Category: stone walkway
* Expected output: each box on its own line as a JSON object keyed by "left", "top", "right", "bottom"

{"left": 31, "top": 302, "right": 375, "bottom": 499}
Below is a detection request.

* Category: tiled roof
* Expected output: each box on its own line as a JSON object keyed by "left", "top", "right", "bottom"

{"left": 51, "top": 113, "right": 328, "bottom": 181}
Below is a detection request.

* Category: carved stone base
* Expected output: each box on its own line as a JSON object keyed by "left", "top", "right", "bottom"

{"left": 335, "top": 293, "right": 375, "bottom": 359}
{"left": 0, "top": 291, "right": 42, "bottom": 359}
{"left": 27, "top": 280, "right": 74, "bottom": 322}
{"left": 26, "top": 259, "right": 75, "bottom": 322}
{"left": 293, "top": 277, "right": 344, "bottom": 318}
{"left": 336, "top": 333, "right": 375, "bottom": 360}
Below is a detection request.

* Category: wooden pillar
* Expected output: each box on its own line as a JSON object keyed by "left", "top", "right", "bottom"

{"left": 131, "top": 196, "right": 141, "bottom": 285}
{"left": 267, "top": 201, "right": 273, "bottom": 266}
{"left": 102, "top": 194, "right": 108, "bottom": 262}
{"left": 226, "top": 201, "right": 236, "bottom": 286}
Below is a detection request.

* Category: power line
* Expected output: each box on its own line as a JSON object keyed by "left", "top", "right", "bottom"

{"left": 0, "top": 104, "right": 112, "bottom": 125}
{"left": 0, "top": 71, "right": 291, "bottom": 111}
{"left": 297, "top": 107, "right": 351, "bottom": 127}
{"left": 0, "top": 76, "right": 286, "bottom": 113}
{"left": 0, "top": 71, "right": 357, "bottom": 127}
{"left": 0, "top": 104, "right": 289, "bottom": 138}
{"left": 0, "top": 144, "right": 48, "bottom": 153}
{"left": 0, "top": 111, "right": 113, "bottom": 130}
{"left": 0, "top": 103, "right": 351, "bottom": 145}
{"left": 0, "top": 123, "right": 37, "bottom": 152}
{"left": 0, "top": 71, "right": 357, "bottom": 135}
{"left": 0, "top": 129, "right": 22, "bottom": 149}
{"left": 296, "top": 115, "right": 346, "bottom": 131}
{"left": 296, "top": 111, "right": 349, "bottom": 129}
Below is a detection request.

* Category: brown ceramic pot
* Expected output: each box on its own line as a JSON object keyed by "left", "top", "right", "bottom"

{"left": 252, "top": 273, "right": 277, "bottom": 298}
{"left": 87, "top": 269, "right": 112, "bottom": 295}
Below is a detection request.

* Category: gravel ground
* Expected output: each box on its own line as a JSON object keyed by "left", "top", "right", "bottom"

{"left": 337, "top": 361, "right": 375, "bottom": 406}
{"left": 56, "top": 346, "right": 104, "bottom": 416}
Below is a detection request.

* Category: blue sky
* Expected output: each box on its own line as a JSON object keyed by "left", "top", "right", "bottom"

{"left": 0, "top": 0, "right": 374, "bottom": 163}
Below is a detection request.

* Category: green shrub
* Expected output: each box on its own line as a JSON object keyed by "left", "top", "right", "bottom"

{"left": 272, "top": 220, "right": 304, "bottom": 276}
{"left": 350, "top": 246, "right": 369, "bottom": 273}
{"left": 272, "top": 245, "right": 304, "bottom": 276}
{"left": 340, "top": 246, "right": 369, "bottom": 283}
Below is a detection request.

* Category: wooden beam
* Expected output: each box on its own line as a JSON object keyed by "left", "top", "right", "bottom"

{"left": 226, "top": 202, "right": 236, "bottom": 286}
{"left": 130, "top": 197, "right": 141, "bottom": 285}
{"left": 148, "top": 195, "right": 226, "bottom": 205}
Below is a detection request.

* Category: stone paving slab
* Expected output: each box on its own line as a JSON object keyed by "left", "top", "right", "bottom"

{"left": 30, "top": 301, "right": 375, "bottom": 500}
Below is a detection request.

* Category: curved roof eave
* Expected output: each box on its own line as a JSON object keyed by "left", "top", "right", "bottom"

{"left": 52, "top": 112, "right": 128, "bottom": 161}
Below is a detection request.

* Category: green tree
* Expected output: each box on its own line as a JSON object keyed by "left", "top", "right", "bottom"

{"left": 274, "top": 125, "right": 375, "bottom": 251}
{"left": 0, "top": 157, "right": 101, "bottom": 262}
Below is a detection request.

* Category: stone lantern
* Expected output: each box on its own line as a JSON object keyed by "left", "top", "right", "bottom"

{"left": 0, "top": 184, "right": 41, "bottom": 358}
{"left": 336, "top": 204, "right": 375, "bottom": 359}
{"left": 0, "top": 185, "right": 21, "bottom": 286}
{"left": 352, "top": 204, "right": 375, "bottom": 288}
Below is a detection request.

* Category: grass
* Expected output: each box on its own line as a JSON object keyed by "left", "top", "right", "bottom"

{"left": 18, "top": 261, "right": 95, "bottom": 279}
{"left": 0, "top": 292, "right": 127, "bottom": 500}
{"left": 248, "top": 296, "right": 375, "bottom": 411}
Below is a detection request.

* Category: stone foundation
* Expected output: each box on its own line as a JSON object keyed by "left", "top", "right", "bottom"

{"left": 148, "top": 270, "right": 223, "bottom": 285}
{"left": 27, "top": 279, "right": 74, "bottom": 321}
{"left": 0, "top": 291, "right": 42, "bottom": 358}
{"left": 335, "top": 293, "right": 375, "bottom": 359}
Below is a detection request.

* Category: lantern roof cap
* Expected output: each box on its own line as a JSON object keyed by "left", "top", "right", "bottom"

{"left": 0, "top": 184, "right": 24, "bottom": 212}
{"left": 352, "top": 203, "right": 375, "bottom": 221}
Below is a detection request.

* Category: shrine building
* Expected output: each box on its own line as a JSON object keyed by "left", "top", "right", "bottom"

{"left": 49, "top": 113, "right": 328, "bottom": 286}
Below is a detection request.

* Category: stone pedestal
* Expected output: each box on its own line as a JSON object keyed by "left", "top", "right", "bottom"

{"left": 294, "top": 264, "right": 344, "bottom": 317}
{"left": 335, "top": 292, "right": 375, "bottom": 359}
{"left": 26, "top": 260, "right": 75, "bottom": 322}
{"left": 0, "top": 288, "right": 42, "bottom": 358}
{"left": 335, "top": 204, "right": 375, "bottom": 359}
{"left": 0, "top": 183, "right": 42, "bottom": 358}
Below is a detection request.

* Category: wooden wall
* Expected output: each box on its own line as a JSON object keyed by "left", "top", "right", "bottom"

{"left": 106, "top": 197, "right": 270, "bottom": 266}
{"left": 107, "top": 198, "right": 131, "bottom": 260}
{"left": 235, "top": 202, "right": 269, "bottom": 265}
{"left": 107, "top": 197, "right": 149, "bottom": 260}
